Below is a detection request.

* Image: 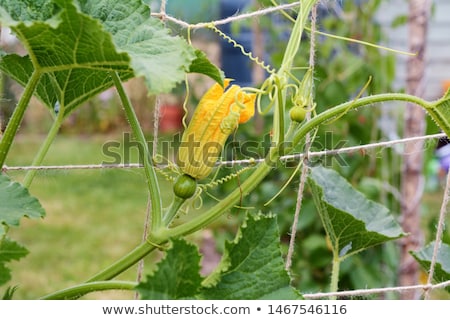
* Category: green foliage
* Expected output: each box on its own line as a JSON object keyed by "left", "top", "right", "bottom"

{"left": 0, "top": 175, "right": 45, "bottom": 236}
{"left": 189, "top": 50, "right": 224, "bottom": 87}
{"left": 0, "top": 0, "right": 221, "bottom": 296}
{"left": 0, "top": 174, "right": 44, "bottom": 288}
{"left": 0, "top": 0, "right": 57, "bottom": 22}
{"left": 426, "top": 88, "right": 450, "bottom": 138}
{"left": 0, "top": 0, "right": 131, "bottom": 114}
{"left": 0, "top": 0, "right": 221, "bottom": 115}
{"left": 137, "top": 215, "right": 300, "bottom": 300}
{"left": 78, "top": 0, "right": 197, "bottom": 94}
{"left": 199, "top": 214, "right": 300, "bottom": 300}
{"left": 0, "top": 238, "right": 28, "bottom": 286}
{"left": 308, "top": 166, "right": 405, "bottom": 258}
{"left": 136, "top": 239, "right": 203, "bottom": 299}
{"left": 411, "top": 242, "right": 450, "bottom": 292}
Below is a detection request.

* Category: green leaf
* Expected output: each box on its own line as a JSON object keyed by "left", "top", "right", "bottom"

{"left": 427, "top": 89, "right": 450, "bottom": 138}
{"left": 136, "top": 239, "right": 203, "bottom": 299}
{"left": 0, "top": 0, "right": 57, "bottom": 22}
{"left": 0, "top": 237, "right": 28, "bottom": 263}
{"left": 0, "top": 0, "right": 133, "bottom": 115}
{"left": 0, "top": 238, "right": 29, "bottom": 286}
{"left": 199, "top": 214, "right": 301, "bottom": 300}
{"left": 0, "top": 1, "right": 130, "bottom": 71}
{"left": 0, "top": 0, "right": 220, "bottom": 114}
{"left": 308, "top": 166, "right": 405, "bottom": 259}
{"left": 0, "top": 264, "right": 9, "bottom": 286}
{"left": 0, "top": 55, "right": 56, "bottom": 109}
{"left": 0, "top": 175, "right": 45, "bottom": 236}
{"left": 411, "top": 241, "right": 450, "bottom": 292}
{"left": 0, "top": 54, "right": 122, "bottom": 115}
{"left": 78, "top": 0, "right": 197, "bottom": 94}
{"left": 391, "top": 15, "right": 408, "bottom": 28}
{"left": 189, "top": 50, "right": 224, "bottom": 87}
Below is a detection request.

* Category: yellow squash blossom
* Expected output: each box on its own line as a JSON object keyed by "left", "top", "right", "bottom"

{"left": 178, "top": 79, "right": 256, "bottom": 180}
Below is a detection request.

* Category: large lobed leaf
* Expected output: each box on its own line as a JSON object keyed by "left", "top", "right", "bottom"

{"left": 0, "top": 0, "right": 132, "bottom": 115}
{"left": 0, "top": 54, "right": 131, "bottom": 116}
{"left": 0, "top": 0, "right": 222, "bottom": 116}
{"left": 308, "top": 166, "right": 405, "bottom": 259}
{"left": 199, "top": 214, "right": 300, "bottom": 300}
{"left": 0, "top": 175, "right": 45, "bottom": 236}
{"left": 136, "top": 238, "right": 203, "bottom": 300}
{"left": 77, "top": 0, "right": 200, "bottom": 93}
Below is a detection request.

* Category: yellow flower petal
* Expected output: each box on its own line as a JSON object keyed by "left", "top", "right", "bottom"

{"left": 178, "top": 80, "right": 255, "bottom": 179}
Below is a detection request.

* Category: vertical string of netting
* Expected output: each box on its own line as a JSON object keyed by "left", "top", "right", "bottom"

{"left": 285, "top": 3, "right": 318, "bottom": 271}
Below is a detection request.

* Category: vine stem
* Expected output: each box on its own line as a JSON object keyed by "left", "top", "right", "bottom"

{"left": 0, "top": 70, "right": 41, "bottom": 168}
{"left": 23, "top": 110, "right": 64, "bottom": 187}
{"left": 78, "top": 72, "right": 164, "bottom": 285}
{"left": 278, "top": 0, "right": 318, "bottom": 75}
{"left": 329, "top": 251, "right": 341, "bottom": 300}
{"left": 40, "top": 281, "right": 136, "bottom": 300}
{"left": 153, "top": 162, "right": 274, "bottom": 241}
{"left": 110, "top": 72, "right": 163, "bottom": 230}
{"left": 163, "top": 196, "right": 186, "bottom": 226}
{"left": 293, "top": 93, "right": 430, "bottom": 146}
{"left": 86, "top": 241, "right": 157, "bottom": 282}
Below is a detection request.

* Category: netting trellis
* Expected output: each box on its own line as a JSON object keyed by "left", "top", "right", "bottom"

{"left": 1, "top": 0, "right": 449, "bottom": 299}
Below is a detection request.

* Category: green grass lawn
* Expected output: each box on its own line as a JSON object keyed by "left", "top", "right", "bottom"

{"left": 5, "top": 133, "right": 173, "bottom": 299}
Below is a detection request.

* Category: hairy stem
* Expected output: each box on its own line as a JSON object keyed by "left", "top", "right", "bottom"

{"left": 279, "top": 0, "right": 318, "bottom": 75}
{"left": 293, "top": 93, "right": 430, "bottom": 146}
{"left": 40, "top": 281, "right": 136, "bottom": 300}
{"left": 163, "top": 196, "right": 186, "bottom": 226}
{"left": 0, "top": 70, "right": 41, "bottom": 168}
{"left": 329, "top": 251, "right": 341, "bottom": 300}
{"left": 23, "top": 111, "right": 64, "bottom": 187}
{"left": 111, "top": 72, "right": 162, "bottom": 230}
{"left": 86, "top": 241, "right": 158, "bottom": 282}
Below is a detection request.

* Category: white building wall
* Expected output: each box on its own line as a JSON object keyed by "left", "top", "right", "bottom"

{"left": 376, "top": 0, "right": 450, "bottom": 100}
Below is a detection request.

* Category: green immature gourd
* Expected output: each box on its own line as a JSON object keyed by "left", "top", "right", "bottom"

{"left": 289, "top": 105, "right": 308, "bottom": 122}
{"left": 173, "top": 174, "right": 197, "bottom": 199}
